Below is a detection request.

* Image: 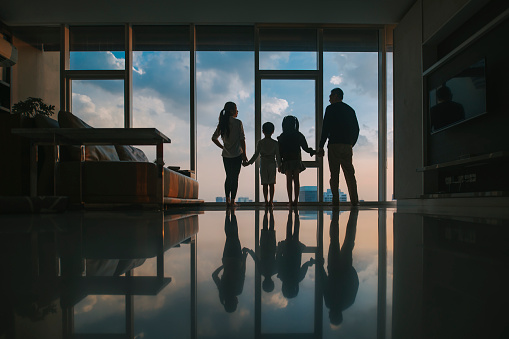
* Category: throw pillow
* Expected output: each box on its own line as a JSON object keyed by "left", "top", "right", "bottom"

{"left": 58, "top": 110, "right": 120, "bottom": 161}
{"left": 115, "top": 145, "right": 149, "bottom": 162}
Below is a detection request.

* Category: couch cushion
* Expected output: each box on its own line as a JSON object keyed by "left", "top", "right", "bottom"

{"left": 115, "top": 145, "right": 149, "bottom": 162}
{"left": 58, "top": 110, "right": 120, "bottom": 161}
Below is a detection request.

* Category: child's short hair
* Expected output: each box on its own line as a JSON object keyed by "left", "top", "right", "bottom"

{"left": 262, "top": 121, "right": 275, "bottom": 134}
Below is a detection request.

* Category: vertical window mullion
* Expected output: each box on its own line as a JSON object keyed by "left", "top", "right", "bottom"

{"left": 125, "top": 24, "right": 132, "bottom": 128}
{"left": 378, "top": 28, "right": 388, "bottom": 202}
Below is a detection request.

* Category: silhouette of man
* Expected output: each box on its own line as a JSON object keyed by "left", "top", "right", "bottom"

{"left": 317, "top": 88, "right": 359, "bottom": 206}
{"left": 318, "top": 208, "right": 359, "bottom": 325}
{"left": 212, "top": 208, "right": 249, "bottom": 313}
{"left": 430, "top": 85, "right": 465, "bottom": 131}
{"left": 276, "top": 209, "right": 315, "bottom": 299}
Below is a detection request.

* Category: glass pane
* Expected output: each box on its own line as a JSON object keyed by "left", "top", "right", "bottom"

{"left": 71, "top": 80, "right": 124, "bottom": 128}
{"left": 133, "top": 51, "right": 190, "bottom": 169}
{"left": 323, "top": 52, "right": 378, "bottom": 202}
{"left": 261, "top": 80, "right": 316, "bottom": 203}
{"left": 387, "top": 52, "right": 394, "bottom": 201}
{"left": 259, "top": 52, "right": 317, "bottom": 70}
{"left": 259, "top": 28, "right": 317, "bottom": 70}
{"left": 196, "top": 51, "right": 255, "bottom": 202}
{"left": 70, "top": 51, "right": 126, "bottom": 70}
{"left": 70, "top": 26, "right": 125, "bottom": 70}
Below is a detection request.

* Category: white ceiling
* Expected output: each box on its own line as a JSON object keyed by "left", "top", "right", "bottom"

{"left": 1, "top": 0, "right": 416, "bottom": 26}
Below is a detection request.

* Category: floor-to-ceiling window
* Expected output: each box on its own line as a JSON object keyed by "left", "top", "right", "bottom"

{"left": 195, "top": 26, "right": 255, "bottom": 202}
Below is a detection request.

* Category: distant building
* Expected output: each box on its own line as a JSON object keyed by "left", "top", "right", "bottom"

{"left": 299, "top": 186, "right": 348, "bottom": 202}
{"left": 216, "top": 196, "right": 252, "bottom": 202}
{"left": 323, "top": 188, "right": 348, "bottom": 202}
{"left": 299, "top": 186, "right": 318, "bottom": 202}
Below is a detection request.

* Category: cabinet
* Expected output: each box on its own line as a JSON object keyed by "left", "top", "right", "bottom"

{"left": 420, "top": 0, "right": 509, "bottom": 197}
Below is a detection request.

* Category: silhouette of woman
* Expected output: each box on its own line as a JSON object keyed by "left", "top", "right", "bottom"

{"left": 317, "top": 208, "right": 359, "bottom": 325}
{"left": 276, "top": 209, "right": 314, "bottom": 298}
{"left": 212, "top": 208, "right": 249, "bottom": 312}
{"left": 212, "top": 102, "right": 248, "bottom": 207}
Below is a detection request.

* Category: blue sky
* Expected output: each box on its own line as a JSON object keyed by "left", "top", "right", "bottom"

{"left": 69, "top": 49, "right": 393, "bottom": 202}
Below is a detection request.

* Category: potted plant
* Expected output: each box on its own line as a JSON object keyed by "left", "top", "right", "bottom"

{"left": 11, "top": 97, "right": 55, "bottom": 117}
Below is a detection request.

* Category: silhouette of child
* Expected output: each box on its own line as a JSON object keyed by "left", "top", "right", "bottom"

{"left": 277, "top": 116, "right": 315, "bottom": 206}
{"left": 244, "top": 207, "right": 278, "bottom": 292}
{"left": 276, "top": 209, "right": 314, "bottom": 299}
{"left": 244, "top": 122, "right": 281, "bottom": 206}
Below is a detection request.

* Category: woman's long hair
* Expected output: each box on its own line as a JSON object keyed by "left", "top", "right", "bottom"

{"left": 218, "top": 102, "right": 237, "bottom": 138}
{"left": 282, "top": 115, "right": 299, "bottom": 133}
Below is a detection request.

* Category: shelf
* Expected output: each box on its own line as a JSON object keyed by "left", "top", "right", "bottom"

{"left": 421, "top": 191, "right": 509, "bottom": 199}
{"left": 417, "top": 151, "right": 509, "bottom": 172}
{"left": 0, "top": 80, "right": 9, "bottom": 87}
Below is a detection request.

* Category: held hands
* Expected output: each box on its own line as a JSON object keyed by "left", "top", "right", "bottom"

{"left": 316, "top": 148, "right": 325, "bottom": 157}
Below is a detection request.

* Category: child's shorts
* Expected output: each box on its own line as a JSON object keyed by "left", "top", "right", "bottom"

{"left": 260, "top": 162, "right": 277, "bottom": 185}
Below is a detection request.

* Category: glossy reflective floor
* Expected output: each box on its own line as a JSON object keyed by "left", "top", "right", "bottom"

{"left": 1, "top": 205, "right": 508, "bottom": 339}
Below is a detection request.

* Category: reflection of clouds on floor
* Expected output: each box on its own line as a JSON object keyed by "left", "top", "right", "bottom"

{"left": 263, "top": 292, "right": 288, "bottom": 309}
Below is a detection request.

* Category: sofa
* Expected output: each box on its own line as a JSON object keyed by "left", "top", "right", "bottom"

{"left": 0, "top": 111, "right": 202, "bottom": 208}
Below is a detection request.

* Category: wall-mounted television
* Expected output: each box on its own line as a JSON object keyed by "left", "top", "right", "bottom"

{"left": 428, "top": 58, "right": 487, "bottom": 134}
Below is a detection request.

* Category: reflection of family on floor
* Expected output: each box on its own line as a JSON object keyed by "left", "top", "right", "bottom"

{"left": 212, "top": 87, "right": 360, "bottom": 207}
{"left": 213, "top": 207, "right": 359, "bottom": 325}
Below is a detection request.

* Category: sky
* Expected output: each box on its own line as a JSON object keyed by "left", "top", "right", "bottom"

{"left": 69, "top": 46, "right": 394, "bottom": 202}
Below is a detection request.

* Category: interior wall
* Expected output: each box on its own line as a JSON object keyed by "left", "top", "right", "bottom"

{"left": 11, "top": 37, "right": 59, "bottom": 118}
{"left": 393, "top": 0, "right": 424, "bottom": 200}
{"left": 422, "top": 0, "right": 471, "bottom": 42}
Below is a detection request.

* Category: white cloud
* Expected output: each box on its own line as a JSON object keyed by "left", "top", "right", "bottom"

{"left": 72, "top": 93, "right": 95, "bottom": 115}
{"left": 259, "top": 52, "right": 290, "bottom": 70}
{"left": 262, "top": 97, "right": 289, "bottom": 116}
{"left": 106, "top": 51, "right": 125, "bottom": 70}
{"left": 330, "top": 75, "right": 343, "bottom": 85}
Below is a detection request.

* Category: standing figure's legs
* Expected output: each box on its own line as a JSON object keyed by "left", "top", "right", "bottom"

{"left": 223, "top": 155, "right": 243, "bottom": 205}
{"left": 327, "top": 145, "right": 342, "bottom": 204}
{"left": 292, "top": 171, "right": 300, "bottom": 205}
{"left": 269, "top": 184, "right": 275, "bottom": 206}
{"left": 285, "top": 172, "right": 293, "bottom": 205}
{"left": 263, "top": 184, "right": 269, "bottom": 205}
{"left": 338, "top": 145, "right": 359, "bottom": 205}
